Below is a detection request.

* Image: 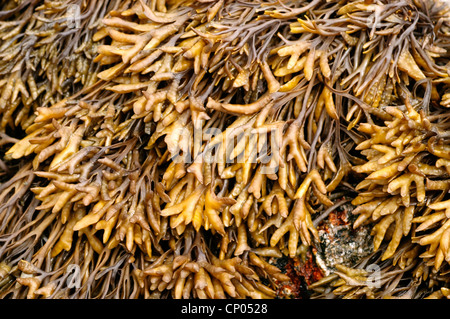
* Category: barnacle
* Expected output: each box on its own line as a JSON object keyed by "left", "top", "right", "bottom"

{"left": 0, "top": 0, "right": 449, "bottom": 300}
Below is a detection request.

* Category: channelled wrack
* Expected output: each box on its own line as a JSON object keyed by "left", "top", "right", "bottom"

{"left": 0, "top": 0, "right": 449, "bottom": 299}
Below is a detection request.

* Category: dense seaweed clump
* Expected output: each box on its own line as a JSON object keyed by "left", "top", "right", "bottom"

{"left": 0, "top": 0, "right": 449, "bottom": 299}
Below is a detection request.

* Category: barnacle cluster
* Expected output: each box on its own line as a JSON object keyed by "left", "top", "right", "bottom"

{"left": 0, "top": 0, "right": 449, "bottom": 299}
